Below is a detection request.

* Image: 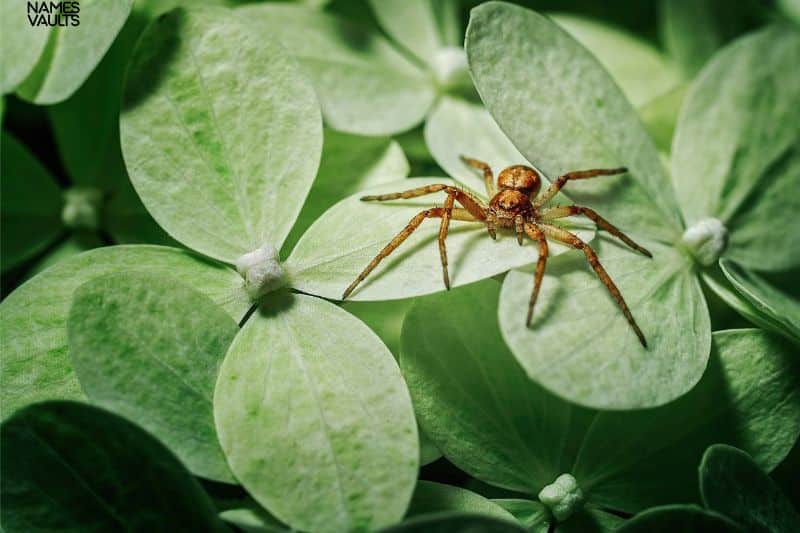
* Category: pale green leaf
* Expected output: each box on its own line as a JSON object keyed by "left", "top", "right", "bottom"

{"left": 25, "top": 233, "right": 104, "bottom": 279}
{"left": 368, "top": 0, "right": 461, "bottom": 70}
{"left": 493, "top": 500, "right": 549, "bottom": 533}
{"left": 671, "top": 25, "right": 800, "bottom": 271}
{"left": 618, "top": 505, "right": 742, "bottom": 533}
{"left": 637, "top": 84, "right": 688, "bottom": 154}
{"left": 407, "top": 481, "right": 516, "bottom": 522}
{"left": 121, "top": 7, "right": 322, "bottom": 262}
{"left": 0, "top": 0, "right": 50, "bottom": 93}
{"left": 104, "top": 176, "right": 177, "bottom": 245}
{"left": 237, "top": 3, "right": 435, "bottom": 135}
{"left": 0, "top": 245, "right": 249, "bottom": 419}
{"left": 719, "top": 259, "right": 800, "bottom": 344}
{"left": 0, "top": 132, "right": 63, "bottom": 272}
{"left": 499, "top": 237, "right": 709, "bottom": 409}
{"left": 68, "top": 272, "right": 239, "bottom": 483}
{"left": 282, "top": 128, "right": 409, "bottom": 256}
{"left": 214, "top": 292, "right": 418, "bottom": 532}
{"left": 551, "top": 14, "right": 682, "bottom": 107}
{"left": 287, "top": 178, "right": 593, "bottom": 301}
{"left": 467, "top": 2, "right": 683, "bottom": 243}
{"left": 379, "top": 512, "right": 526, "bottom": 533}
{"left": 400, "top": 280, "right": 591, "bottom": 493}
{"left": 16, "top": 0, "right": 134, "bottom": 105}
{"left": 0, "top": 401, "right": 227, "bottom": 532}
{"left": 700, "top": 445, "right": 800, "bottom": 532}
{"left": 779, "top": 0, "right": 800, "bottom": 24}
{"left": 573, "top": 329, "right": 800, "bottom": 513}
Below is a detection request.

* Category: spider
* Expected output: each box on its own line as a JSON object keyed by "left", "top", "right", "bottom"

{"left": 342, "top": 156, "right": 652, "bottom": 347}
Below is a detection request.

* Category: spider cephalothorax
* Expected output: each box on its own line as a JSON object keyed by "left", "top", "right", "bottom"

{"left": 342, "top": 156, "right": 652, "bottom": 347}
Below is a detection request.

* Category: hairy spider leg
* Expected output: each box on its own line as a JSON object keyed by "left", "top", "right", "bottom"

{"left": 460, "top": 155, "right": 496, "bottom": 197}
{"left": 540, "top": 223, "right": 647, "bottom": 347}
{"left": 341, "top": 207, "right": 480, "bottom": 299}
{"left": 361, "top": 184, "right": 487, "bottom": 221}
{"left": 532, "top": 167, "right": 628, "bottom": 208}
{"left": 523, "top": 223, "right": 549, "bottom": 326}
{"left": 514, "top": 215, "right": 525, "bottom": 245}
{"left": 539, "top": 205, "right": 652, "bottom": 257}
{"left": 439, "top": 193, "right": 456, "bottom": 289}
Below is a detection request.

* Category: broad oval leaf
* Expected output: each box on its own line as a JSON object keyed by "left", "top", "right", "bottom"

{"left": 466, "top": 2, "right": 682, "bottom": 242}
{"left": 551, "top": 14, "right": 682, "bottom": 107}
{"left": 68, "top": 272, "right": 239, "bottom": 483}
{"left": 499, "top": 236, "right": 710, "bottom": 409}
{"left": 0, "top": 0, "right": 49, "bottom": 93}
{"left": 719, "top": 259, "right": 800, "bottom": 344}
{"left": 466, "top": 2, "right": 683, "bottom": 243}
{"left": 700, "top": 444, "right": 800, "bottom": 532}
{"left": 379, "top": 512, "right": 526, "bottom": 533}
{"left": 15, "top": 0, "right": 134, "bottom": 105}
{"left": 671, "top": 25, "right": 800, "bottom": 271}
{"left": 287, "top": 178, "right": 593, "bottom": 301}
{"left": 0, "top": 401, "right": 227, "bottom": 532}
{"left": 282, "top": 128, "right": 409, "bottom": 256}
{"left": 0, "top": 245, "right": 249, "bottom": 419}
{"left": 236, "top": 3, "right": 435, "bottom": 136}
{"left": 573, "top": 329, "right": 800, "bottom": 513}
{"left": 121, "top": 6, "right": 322, "bottom": 262}
{"left": 400, "top": 279, "right": 591, "bottom": 494}
{"left": 0, "top": 133, "right": 62, "bottom": 272}
{"left": 617, "top": 505, "right": 742, "bottom": 533}
{"left": 214, "top": 292, "right": 418, "bottom": 532}
{"left": 407, "top": 481, "right": 516, "bottom": 522}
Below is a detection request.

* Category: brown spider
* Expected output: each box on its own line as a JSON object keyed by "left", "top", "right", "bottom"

{"left": 342, "top": 156, "right": 652, "bottom": 347}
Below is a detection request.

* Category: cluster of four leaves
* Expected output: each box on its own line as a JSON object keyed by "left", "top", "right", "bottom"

{"left": 1, "top": 2, "right": 799, "bottom": 532}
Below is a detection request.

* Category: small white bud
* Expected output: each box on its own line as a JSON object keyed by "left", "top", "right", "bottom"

{"left": 431, "top": 46, "right": 470, "bottom": 89}
{"left": 235, "top": 244, "right": 286, "bottom": 300}
{"left": 62, "top": 187, "right": 102, "bottom": 230}
{"left": 538, "top": 473, "right": 584, "bottom": 522}
{"left": 681, "top": 217, "right": 729, "bottom": 266}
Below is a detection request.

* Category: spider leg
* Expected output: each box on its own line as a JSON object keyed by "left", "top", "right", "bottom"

{"left": 460, "top": 155, "right": 496, "bottom": 197}
{"left": 438, "top": 193, "right": 456, "bottom": 289}
{"left": 514, "top": 215, "right": 525, "bottom": 245}
{"left": 362, "top": 184, "right": 486, "bottom": 221}
{"left": 523, "top": 223, "right": 549, "bottom": 326}
{"left": 540, "top": 223, "right": 647, "bottom": 347}
{"left": 532, "top": 167, "right": 628, "bottom": 208}
{"left": 342, "top": 207, "right": 479, "bottom": 299}
{"left": 539, "top": 205, "right": 652, "bottom": 257}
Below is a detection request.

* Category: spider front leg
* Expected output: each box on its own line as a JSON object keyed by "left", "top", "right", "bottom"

{"left": 342, "top": 206, "right": 481, "bottom": 299}
{"left": 540, "top": 223, "right": 648, "bottom": 347}
{"left": 540, "top": 205, "right": 652, "bottom": 257}
{"left": 460, "top": 155, "right": 495, "bottom": 197}
{"left": 532, "top": 167, "right": 628, "bottom": 208}
{"left": 361, "top": 183, "right": 486, "bottom": 221}
{"left": 523, "top": 223, "right": 548, "bottom": 326}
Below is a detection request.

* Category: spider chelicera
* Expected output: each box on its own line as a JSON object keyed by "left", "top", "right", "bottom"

{"left": 342, "top": 156, "right": 652, "bottom": 347}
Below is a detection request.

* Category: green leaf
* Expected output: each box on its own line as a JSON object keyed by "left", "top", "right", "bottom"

{"left": 282, "top": 128, "right": 409, "bottom": 256}
{"left": 551, "top": 14, "right": 682, "bottom": 107}
{"left": 467, "top": 2, "right": 683, "bottom": 243}
{"left": 368, "top": 0, "right": 462, "bottom": 70}
{"left": 499, "top": 237, "right": 709, "bottom": 409}
{"left": 221, "top": 505, "right": 289, "bottom": 533}
{"left": 104, "top": 176, "right": 177, "bottom": 245}
{"left": 618, "top": 505, "right": 742, "bottom": 533}
{"left": 0, "top": 245, "right": 249, "bottom": 419}
{"left": 379, "top": 512, "right": 526, "bottom": 533}
{"left": 287, "top": 178, "right": 593, "bottom": 301}
{"left": 558, "top": 509, "right": 624, "bottom": 533}
{"left": 0, "top": 132, "right": 63, "bottom": 271}
{"left": 0, "top": 401, "right": 227, "bottom": 532}
{"left": 719, "top": 259, "right": 800, "bottom": 344}
{"left": 16, "top": 0, "right": 134, "bottom": 105}
{"left": 637, "top": 84, "right": 688, "bottom": 154}
{"left": 0, "top": 0, "right": 49, "bottom": 94}
{"left": 573, "top": 329, "right": 800, "bottom": 513}
{"left": 407, "top": 481, "right": 516, "bottom": 522}
{"left": 68, "top": 272, "right": 239, "bottom": 483}
{"left": 701, "top": 444, "right": 800, "bottom": 532}
{"left": 400, "top": 279, "right": 591, "bottom": 493}
{"left": 214, "top": 292, "right": 418, "bottom": 532}
{"left": 671, "top": 25, "right": 800, "bottom": 271}
{"left": 493, "top": 500, "right": 550, "bottom": 533}
{"left": 25, "top": 233, "right": 104, "bottom": 279}
{"left": 236, "top": 3, "right": 435, "bottom": 136}
{"left": 121, "top": 6, "right": 322, "bottom": 262}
